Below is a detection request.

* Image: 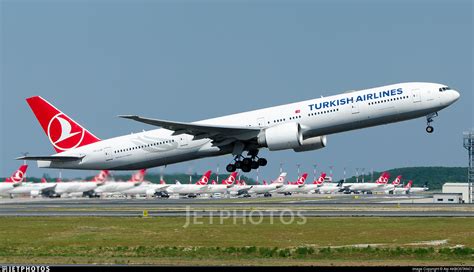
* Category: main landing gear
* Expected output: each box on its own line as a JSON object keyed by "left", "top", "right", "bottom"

{"left": 226, "top": 151, "right": 268, "bottom": 173}
{"left": 425, "top": 112, "right": 438, "bottom": 134}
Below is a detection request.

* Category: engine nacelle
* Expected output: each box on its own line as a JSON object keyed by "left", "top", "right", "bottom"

{"left": 258, "top": 123, "right": 303, "bottom": 151}
{"left": 146, "top": 189, "right": 156, "bottom": 197}
{"left": 30, "top": 190, "right": 40, "bottom": 197}
{"left": 293, "top": 135, "right": 327, "bottom": 152}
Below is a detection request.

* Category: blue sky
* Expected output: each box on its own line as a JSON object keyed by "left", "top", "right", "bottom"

{"left": 1, "top": 0, "right": 472, "bottom": 180}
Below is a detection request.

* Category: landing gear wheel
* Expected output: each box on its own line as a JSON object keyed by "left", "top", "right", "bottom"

{"left": 257, "top": 158, "right": 267, "bottom": 166}
{"left": 251, "top": 161, "right": 259, "bottom": 169}
{"left": 426, "top": 126, "right": 434, "bottom": 133}
{"left": 235, "top": 161, "right": 242, "bottom": 169}
{"left": 242, "top": 158, "right": 252, "bottom": 166}
{"left": 226, "top": 164, "right": 236, "bottom": 172}
{"left": 241, "top": 164, "right": 251, "bottom": 173}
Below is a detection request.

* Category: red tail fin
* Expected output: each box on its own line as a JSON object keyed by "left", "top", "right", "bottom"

{"left": 405, "top": 180, "right": 413, "bottom": 188}
{"left": 376, "top": 172, "right": 390, "bottom": 184}
{"left": 26, "top": 96, "right": 100, "bottom": 153}
{"left": 313, "top": 172, "right": 326, "bottom": 185}
{"left": 196, "top": 170, "right": 211, "bottom": 185}
{"left": 296, "top": 173, "right": 308, "bottom": 185}
{"left": 222, "top": 172, "right": 237, "bottom": 185}
{"left": 392, "top": 175, "right": 402, "bottom": 185}
{"left": 5, "top": 165, "right": 28, "bottom": 183}
{"left": 41, "top": 178, "right": 48, "bottom": 183}
{"left": 130, "top": 169, "right": 146, "bottom": 182}
{"left": 160, "top": 179, "right": 167, "bottom": 185}
{"left": 91, "top": 170, "right": 109, "bottom": 182}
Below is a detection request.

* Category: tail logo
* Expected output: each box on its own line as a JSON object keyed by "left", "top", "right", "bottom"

{"left": 47, "top": 114, "right": 85, "bottom": 151}
{"left": 11, "top": 170, "right": 25, "bottom": 182}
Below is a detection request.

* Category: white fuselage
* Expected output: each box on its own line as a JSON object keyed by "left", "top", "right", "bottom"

{"left": 37, "top": 82, "right": 459, "bottom": 170}
{"left": 204, "top": 184, "right": 232, "bottom": 194}
{"left": 248, "top": 184, "right": 282, "bottom": 194}
{"left": 165, "top": 184, "right": 208, "bottom": 195}
{"left": 0, "top": 184, "right": 17, "bottom": 195}
{"left": 121, "top": 183, "right": 169, "bottom": 196}
{"left": 8, "top": 182, "right": 56, "bottom": 196}
{"left": 94, "top": 181, "right": 140, "bottom": 194}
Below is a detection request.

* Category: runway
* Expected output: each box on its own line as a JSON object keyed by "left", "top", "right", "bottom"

{"left": 0, "top": 195, "right": 472, "bottom": 217}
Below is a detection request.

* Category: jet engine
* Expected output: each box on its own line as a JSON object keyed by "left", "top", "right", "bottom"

{"left": 257, "top": 123, "right": 303, "bottom": 151}
{"left": 293, "top": 135, "right": 327, "bottom": 152}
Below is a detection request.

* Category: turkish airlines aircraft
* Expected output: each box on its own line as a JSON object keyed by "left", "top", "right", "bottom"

{"left": 245, "top": 172, "right": 287, "bottom": 196}
{"left": 227, "top": 178, "right": 253, "bottom": 196}
{"left": 392, "top": 181, "right": 413, "bottom": 195}
{"left": 93, "top": 169, "right": 145, "bottom": 196}
{"left": 43, "top": 170, "right": 109, "bottom": 197}
{"left": 275, "top": 173, "right": 308, "bottom": 195}
{"left": 20, "top": 83, "right": 459, "bottom": 173}
{"left": 384, "top": 175, "right": 402, "bottom": 194}
{"left": 407, "top": 181, "right": 429, "bottom": 194}
{"left": 165, "top": 170, "right": 212, "bottom": 196}
{"left": 344, "top": 172, "right": 390, "bottom": 193}
{"left": 0, "top": 165, "right": 28, "bottom": 196}
{"left": 203, "top": 172, "right": 237, "bottom": 194}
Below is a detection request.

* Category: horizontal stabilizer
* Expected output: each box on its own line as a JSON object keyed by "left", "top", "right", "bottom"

{"left": 16, "top": 155, "right": 84, "bottom": 162}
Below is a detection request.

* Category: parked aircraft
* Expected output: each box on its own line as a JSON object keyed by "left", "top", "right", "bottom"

{"left": 20, "top": 83, "right": 459, "bottom": 173}
{"left": 244, "top": 172, "right": 287, "bottom": 197}
{"left": 165, "top": 170, "right": 212, "bottom": 197}
{"left": 93, "top": 169, "right": 145, "bottom": 196}
{"left": 0, "top": 165, "right": 28, "bottom": 196}
{"left": 343, "top": 172, "right": 390, "bottom": 194}
{"left": 407, "top": 181, "right": 429, "bottom": 194}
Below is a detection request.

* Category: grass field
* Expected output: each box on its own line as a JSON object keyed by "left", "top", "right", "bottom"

{"left": 0, "top": 217, "right": 473, "bottom": 265}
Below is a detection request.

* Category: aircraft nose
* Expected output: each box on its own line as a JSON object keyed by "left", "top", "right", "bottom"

{"left": 451, "top": 90, "right": 460, "bottom": 102}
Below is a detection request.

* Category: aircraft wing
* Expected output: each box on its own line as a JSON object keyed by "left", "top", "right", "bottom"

{"left": 16, "top": 155, "right": 85, "bottom": 162}
{"left": 119, "top": 115, "right": 260, "bottom": 145}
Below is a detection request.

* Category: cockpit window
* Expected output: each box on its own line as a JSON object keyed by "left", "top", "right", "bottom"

{"left": 439, "top": 86, "right": 451, "bottom": 92}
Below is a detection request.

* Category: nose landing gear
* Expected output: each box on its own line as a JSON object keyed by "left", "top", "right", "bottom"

{"left": 425, "top": 112, "right": 438, "bottom": 134}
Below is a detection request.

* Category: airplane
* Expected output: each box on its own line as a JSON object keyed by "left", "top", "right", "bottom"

{"left": 40, "top": 170, "right": 109, "bottom": 198}
{"left": 0, "top": 165, "right": 28, "bottom": 196}
{"left": 407, "top": 181, "right": 429, "bottom": 194}
{"left": 121, "top": 172, "right": 170, "bottom": 197}
{"left": 343, "top": 172, "right": 390, "bottom": 194}
{"left": 93, "top": 169, "right": 145, "bottom": 196}
{"left": 165, "top": 170, "right": 212, "bottom": 197}
{"left": 243, "top": 172, "right": 287, "bottom": 197}
{"left": 384, "top": 175, "right": 402, "bottom": 194}
{"left": 19, "top": 83, "right": 460, "bottom": 173}
{"left": 392, "top": 180, "right": 413, "bottom": 195}
{"left": 227, "top": 177, "right": 253, "bottom": 196}
{"left": 275, "top": 173, "right": 308, "bottom": 195}
{"left": 203, "top": 172, "right": 237, "bottom": 194}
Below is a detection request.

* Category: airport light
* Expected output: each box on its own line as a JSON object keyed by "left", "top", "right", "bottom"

{"left": 343, "top": 167, "right": 346, "bottom": 183}
{"left": 256, "top": 168, "right": 259, "bottom": 184}
{"left": 296, "top": 163, "right": 301, "bottom": 178}
{"left": 329, "top": 166, "right": 334, "bottom": 179}
{"left": 356, "top": 168, "right": 359, "bottom": 183}
{"left": 216, "top": 164, "right": 220, "bottom": 183}
{"left": 313, "top": 164, "right": 318, "bottom": 182}
{"left": 280, "top": 162, "right": 284, "bottom": 174}
{"left": 463, "top": 130, "right": 474, "bottom": 204}
{"left": 361, "top": 168, "right": 365, "bottom": 183}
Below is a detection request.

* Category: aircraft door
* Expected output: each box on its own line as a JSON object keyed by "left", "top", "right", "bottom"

{"left": 412, "top": 89, "right": 421, "bottom": 103}
{"left": 351, "top": 102, "right": 360, "bottom": 114}
{"left": 104, "top": 147, "right": 113, "bottom": 162}
{"left": 256, "top": 117, "right": 266, "bottom": 127}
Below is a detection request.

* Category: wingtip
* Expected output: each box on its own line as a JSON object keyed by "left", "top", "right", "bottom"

{"left": 118, "top": 115, "right": 138, "bottom": 119}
